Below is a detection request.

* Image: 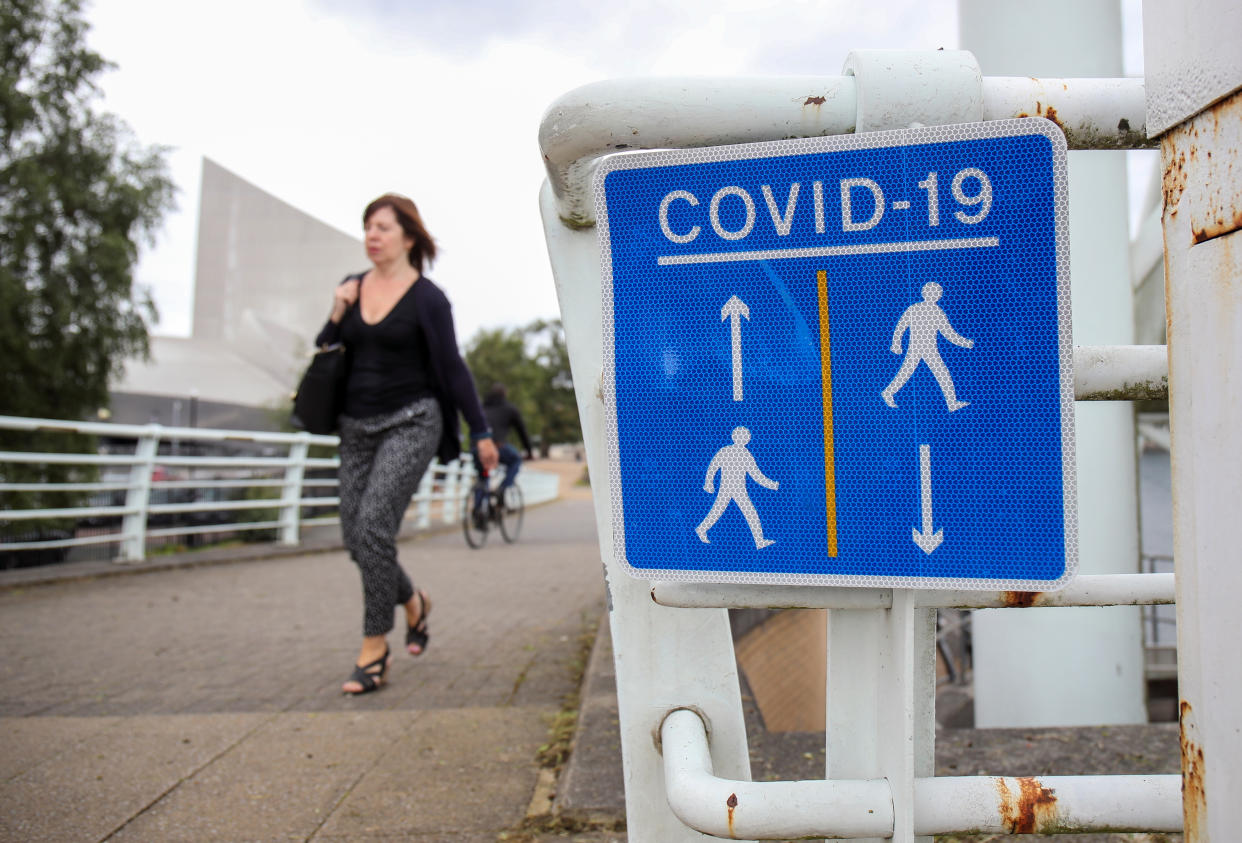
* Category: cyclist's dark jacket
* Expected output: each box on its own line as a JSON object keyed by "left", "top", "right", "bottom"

{"left": 316, "top": 273, "right": 489, "bottom": 464}
{"left": 482, "top": 397, "right": 533, "bottom": 453}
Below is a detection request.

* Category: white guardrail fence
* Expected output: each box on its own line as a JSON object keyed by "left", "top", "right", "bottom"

{"left": 0, "top": 414, "right": 560, "bottom": 564}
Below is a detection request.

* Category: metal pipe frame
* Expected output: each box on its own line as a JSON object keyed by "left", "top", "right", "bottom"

{"left": 652, "top": 572, "right": 1175, "bottom": 611}
{"left": 540, "top": 75, "right": 1152, "bottom": 226}
{"left": 661, "top": 709, "right": 1182, "bottom": 840}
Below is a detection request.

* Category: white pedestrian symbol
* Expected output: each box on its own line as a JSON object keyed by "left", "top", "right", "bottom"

{"left": 881, "top": 281, "right": 974, "bottom": 412}
{"left": 696, "top": 426, "right": 780, "bottom": 549}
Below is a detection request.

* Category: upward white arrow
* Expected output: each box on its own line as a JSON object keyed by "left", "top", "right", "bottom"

{"left": 912, "top": 444, "right": 944, "bottom": 555}
{"left": 720, "top": 295, "right": 750, "bottom": 402}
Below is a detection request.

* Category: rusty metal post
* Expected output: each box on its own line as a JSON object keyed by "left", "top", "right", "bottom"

{"left": 1144, "top": 1, "right": 1242, "bottom": 835}
{"left": 1158, "top": 89, "right": 1242, "bottom": 840}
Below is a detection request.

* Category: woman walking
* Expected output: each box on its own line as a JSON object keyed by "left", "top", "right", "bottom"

{"left": 315, "top": 193, "right": 498, "bottom": 694}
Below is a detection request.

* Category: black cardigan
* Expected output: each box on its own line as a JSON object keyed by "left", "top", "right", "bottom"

{"left": 316, "top": 273, "right": 490, "bottom": 463}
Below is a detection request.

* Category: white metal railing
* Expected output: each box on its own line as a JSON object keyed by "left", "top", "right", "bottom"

{"left": 661, "top": 708, "right": 1181, "bottom": 839}
{"left": 0, "top": 415, "right": 560, "bottom": 564}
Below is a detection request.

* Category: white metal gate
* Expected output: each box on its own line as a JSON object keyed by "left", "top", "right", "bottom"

{"left": 539, "top": 32, "right": 1240, "bottom": 841}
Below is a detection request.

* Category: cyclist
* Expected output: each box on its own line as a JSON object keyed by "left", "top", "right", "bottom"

{"left": 472, "top": 383, "right": 534, "bottom": 522}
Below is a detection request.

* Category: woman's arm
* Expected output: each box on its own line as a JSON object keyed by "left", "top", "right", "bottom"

{"left": 425, "top": 297, "right": 491, "bottom": 438}
{"left": 314, "top": 277, "right": 361, "bottom": 346}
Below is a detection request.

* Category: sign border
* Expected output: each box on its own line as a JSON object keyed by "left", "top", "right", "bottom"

{"left": 593, "top": 118, "right": 1076, "bottom": 591}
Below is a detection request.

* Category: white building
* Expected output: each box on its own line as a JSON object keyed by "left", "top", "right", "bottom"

{"left": 112, "top": 158, "right": 364, "bottom": 429}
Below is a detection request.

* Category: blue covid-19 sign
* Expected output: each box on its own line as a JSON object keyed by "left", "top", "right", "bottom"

{"left": 595, "top": 118, "right": 1076, "bottom": 590}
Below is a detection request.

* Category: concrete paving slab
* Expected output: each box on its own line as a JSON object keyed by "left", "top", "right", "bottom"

{"left": 0, "top": 713, "right": 268, "bottom": 843}
{"left": 315, "top": 706, "right": 550, "bottom": 839}
{"left": 0, "top": 715, "right": 121, "bottom": 780}
{"left": 109, "top": 711, "right": 415, "bottom": 842}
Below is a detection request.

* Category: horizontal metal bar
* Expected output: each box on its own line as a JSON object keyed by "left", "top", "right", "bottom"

{"left": 299, "top": 516, "right": 341, "bottom": 527}
{"left": 1138, "top": 420, "right": 1171, "bottom": 451}
{"left": 146, "top": 499, "right": 283, "bottom": 515}
{"left": 1074, "top": 345, "right": 1168, "bottom": 400}
{"left": 0, "top": 482, "right": 133, "bottom": 493}
{"left": 149, "top": 456, "right": 297, "bottom": 469}
{"left": 915, "top": 773, "right": 1182, "bottom": 836}
{"left": 1, "top": 504, "right": 137, "bottom": 521}
{"left": 151, "top": 478, "right": 289, "bottom": 490}
{"left": 651, "top": 573, "right": 1175, "bottom": 611}
{"left": 299, "top": 497, "right": 339, "bottom": 507}
{"left": 144, "top": 520, "right": 283, "bottom": 539}
{"left": 0, "top": 414, "right": 339, "bottom": 447}
{"left": 0, "top": 532, "right": 123, "bottom": 551}
{"left": 540, "top": 75, "right": 1151, "bottom": 226}
{"left": 661, "top": 709, "right": 1181, "bottom": 839}
{"left": 0, "top": 452, "right": 142, "bottom": 466}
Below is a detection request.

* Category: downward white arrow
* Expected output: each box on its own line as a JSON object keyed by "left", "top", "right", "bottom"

{"left": 720, "top": 295, "right": 750, "bottom": 401}
{"left": 912, "top": 444, "right": 944, "bottom": 554}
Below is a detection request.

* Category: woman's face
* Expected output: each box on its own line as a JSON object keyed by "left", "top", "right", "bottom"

{"left": 364, "top": 205, "right": 414, "bottom": 266}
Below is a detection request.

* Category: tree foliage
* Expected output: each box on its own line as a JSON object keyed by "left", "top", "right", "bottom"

{"left": 0, "top": 0, "right": 174, "bottom": 540}
{"left": 465, "top": 319, "right": 580, "bottom": 454}
{"left": 0, "top": 0, "right": 175, "bottom": 423}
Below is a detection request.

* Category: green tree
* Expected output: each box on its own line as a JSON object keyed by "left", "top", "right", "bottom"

{"left": 0, "top": 0, "right": 174, "bottom": 548}
{"left": 464, "top": 318, "right": 580, "bottom": 454}
{"left": 1, "top": 0, "right": 175, "bottom": 422}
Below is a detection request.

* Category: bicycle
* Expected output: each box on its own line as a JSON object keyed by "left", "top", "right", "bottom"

{"left": 462, "top": 467, "right": 524, "bottom": 548}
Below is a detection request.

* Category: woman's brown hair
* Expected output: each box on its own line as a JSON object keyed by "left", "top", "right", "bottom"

{"left": 363, "top": 193, "right": 437, "bottom": 272}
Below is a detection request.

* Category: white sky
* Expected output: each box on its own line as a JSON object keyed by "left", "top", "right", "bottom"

{"left": 83, "top": 0, "right": 1150, "bottom": 345}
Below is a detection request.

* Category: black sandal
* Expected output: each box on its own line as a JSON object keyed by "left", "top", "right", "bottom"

{"left": 343, "top": 645, "right": 390, "bottom": 695}
{"left": 406, "top": 589, "right": 431, "bottom": 656}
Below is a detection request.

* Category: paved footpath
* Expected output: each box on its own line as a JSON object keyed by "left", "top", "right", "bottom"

{"left": 0, "top": 489, "right": 623, "bottom": 842}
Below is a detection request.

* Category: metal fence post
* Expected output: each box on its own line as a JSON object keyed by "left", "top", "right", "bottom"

{"left": 441, "top": 459, "right": 459, "bottom": 525}
{"left": 827, "top": 595, "right": 936, "bottom": 843}
{"left": 119, "top": 425, "right": 160, "bottom": 562}
{"left": 1158, "top": 90, "right": 1242, "bottom": 839}
{"left": 279, "top": 434, "right": 310, "bottom": 546}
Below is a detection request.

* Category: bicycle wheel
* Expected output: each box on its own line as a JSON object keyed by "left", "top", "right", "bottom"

{"left": 462, "top": 488, "right": 489, "bottom": 548}
{"left": 497, "top": 483, "right": 525, "bottom": 543}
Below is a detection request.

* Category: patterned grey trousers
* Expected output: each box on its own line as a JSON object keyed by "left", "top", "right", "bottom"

{"left": 337, "top": 397, "right": 441, "bottom": 637}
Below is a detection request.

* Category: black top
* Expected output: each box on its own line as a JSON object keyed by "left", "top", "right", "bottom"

{"left": 315, "top": 273, "right": 490, "bottom": 463}
{"left": 334, "top": 286, "right": 432, "bottom": 419}
{"left": 482, "top": 397, "right": 533, "bottom": 454}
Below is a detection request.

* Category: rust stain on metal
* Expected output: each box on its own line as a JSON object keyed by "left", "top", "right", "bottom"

{"left": 1190, "top": 92, "right": 1242, "bottom": 243}
{"left": 1003, "top": 591, "right": 1041, "bottom": 608}
{"left": 804, "top": 95, "right": 826, "bottom": 107}
{"left": 726, "top": 792, "right": 738, "bottom": 838}
{"left": 1164, "top": 89, "right": 1241, "bottom": 240}
{"left": 1040, "top": 104, "right": 1064, "bottom": 133}
{"left": 996, "top": 777, "right": 1059, "bottom": 833}
{"left": 1162, "top": 134, "right": 1189, "bottom": 215}
{"left": 1181, "top": 700, "right": 1207, "bottom": 836}
{"left": 1192, "top": 206, "right": 1242, "bottom": 244}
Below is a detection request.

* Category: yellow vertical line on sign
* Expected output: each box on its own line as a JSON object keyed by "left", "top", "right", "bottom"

{"left": 816, "top": 270, "right": 838, "bottom": 557}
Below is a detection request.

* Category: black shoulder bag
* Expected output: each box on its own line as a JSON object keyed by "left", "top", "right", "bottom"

{"left": 291, "top": 342, "right": 348, "bottom": 435}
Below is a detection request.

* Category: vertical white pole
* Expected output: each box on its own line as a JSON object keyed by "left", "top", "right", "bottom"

{"left": 961, "top": 0, "right": 1147, "bottom": 727}
{"left": 119, "top": 426, "right": 160, "bottom": 562}
{"left": 443, "top": 460, "right": 460, "bottom": 525}
{"left": 541, "top": 183, "right": 753, "bottom": 841}
{"left": 279, "top": 435, "right": 309, "bottom": 545}
{"left": 415, "top": 464, "right": 432, "bottom": 529}
{"left": 1159, "top": 89, "right": 1242, "bottom": 840}
{"left": 827, "top": 593, "right": 934, "bottom": 843}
